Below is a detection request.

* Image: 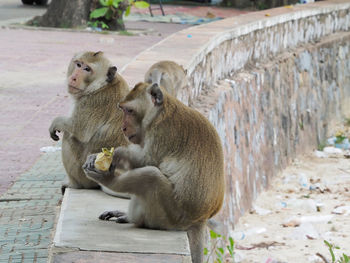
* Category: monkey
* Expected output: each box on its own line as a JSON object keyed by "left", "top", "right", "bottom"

{"left": 49, "top": 51, "right": 129, "bottom": 193}
{"left": 144, "top": 60, "right": 188, "bottom": 98}
{"left": 83, "top": 82, "right": 225, "bottom": 263}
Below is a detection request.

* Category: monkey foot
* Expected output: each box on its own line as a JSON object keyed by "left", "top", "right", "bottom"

{"left": 61, "top": 184, "right": 68, "bottom": 195}
{"left": 99, "top": 210, "right": 129, "bottom": 223}
{"left": 115, "top": 215, "right": 129, "bottom": 223}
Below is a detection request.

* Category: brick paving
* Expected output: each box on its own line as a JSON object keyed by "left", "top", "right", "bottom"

{"left": 0, "top": 150, "right": 64, "bottom": 263}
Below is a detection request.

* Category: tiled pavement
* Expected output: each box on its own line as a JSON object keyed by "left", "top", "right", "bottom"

{"left": 0, "top": 150, "right": 64, "bottom": 263}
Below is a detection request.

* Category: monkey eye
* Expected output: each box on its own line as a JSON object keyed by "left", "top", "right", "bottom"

{"left": 84, "top": 67, "right": 91, "bottom": 72}
{"left": 76, "top": 62, "right": 82, "bottom": 68}
{"left": 126, "top": 108, "right": 134, "bottom": 114}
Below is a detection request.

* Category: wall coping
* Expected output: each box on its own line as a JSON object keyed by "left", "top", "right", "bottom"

{"left": 120, "top": 0, "right": 350, "bottom": 89}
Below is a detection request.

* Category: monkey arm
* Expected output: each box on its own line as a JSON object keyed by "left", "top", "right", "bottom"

{"left": 84, "top": 153, "right": 172, "bottom": 197}
{"left": 112, "top": 144, "right": 146, "bottom": 169}
{"left": 49, "top": 116, "right": 73, "bottom": 141}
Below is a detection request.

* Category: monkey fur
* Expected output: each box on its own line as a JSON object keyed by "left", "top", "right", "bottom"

{"left": 83, "top": 82, "right": 225, "bottom": 263}
{"left": 49, "top": 51, "right": 129, "bottom": 191}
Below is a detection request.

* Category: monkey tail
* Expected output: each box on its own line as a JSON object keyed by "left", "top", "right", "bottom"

{"left": 207, "top": 218, "right": 225, "bottom": 235}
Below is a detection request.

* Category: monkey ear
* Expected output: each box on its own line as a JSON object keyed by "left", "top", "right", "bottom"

{"left": 181, "top": 66, "right": 188, "bottom": 75}
{"left": 149, "top": 83, "right": 163, "bottom": 106}
{"left": 93, "top": 51, "right": 103, "bottom": 57}
{"left": 107, "top": 66, "right": 117, "bottom": 83}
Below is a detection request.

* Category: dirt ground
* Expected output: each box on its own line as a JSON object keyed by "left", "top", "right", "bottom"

{"left": 230, "top": 148, "right": 350, "bottom": 263}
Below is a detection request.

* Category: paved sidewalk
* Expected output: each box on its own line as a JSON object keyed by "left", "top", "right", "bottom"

{"left": 0, "top": 150, "right": 64, "bottom": 263}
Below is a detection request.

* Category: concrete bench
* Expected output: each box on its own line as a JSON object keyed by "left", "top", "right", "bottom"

{"left": 50, "top": 189, "right": 191, "bottom": 262}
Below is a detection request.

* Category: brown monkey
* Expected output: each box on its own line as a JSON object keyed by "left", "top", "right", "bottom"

{"left": 83, "top": 82, "right": 225, "bottom": 263}
{"left": 49, "top": 51, "right": 129, "bottom": 191}
{"left": 144, "top": 60, "right": 188, "bottom": 97}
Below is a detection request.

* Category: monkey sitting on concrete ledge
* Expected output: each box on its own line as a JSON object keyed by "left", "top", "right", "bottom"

{"left": 144, "top": 60, "right": 188, "bottom": 98}
{"left": 83, "top": 82, "right": 225, "bottom": 263}
{"left": 49, "top": 51, "right": 129, "bottom": 194}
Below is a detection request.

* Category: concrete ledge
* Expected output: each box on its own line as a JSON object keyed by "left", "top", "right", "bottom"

{"left": 50, "top": 189, "right": 191, "bottom": 262}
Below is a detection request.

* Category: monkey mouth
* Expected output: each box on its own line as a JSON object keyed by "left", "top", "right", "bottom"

{"left": 128, "top": 135, "right": 135, "bottom": 141}
{"left": 68, "top": 85, "right": 83, "bottom": 94}
{"left": 127, "top": 135, "right": 139, "bottom": 143}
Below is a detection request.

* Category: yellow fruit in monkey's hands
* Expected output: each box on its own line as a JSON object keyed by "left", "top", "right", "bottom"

{"left": 95, "top": 147, "right": 114, "bottom": 171}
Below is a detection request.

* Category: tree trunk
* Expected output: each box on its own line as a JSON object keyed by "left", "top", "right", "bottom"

{"left": 27, "top": 0, "right": 93, "bottom": 28}
{"left": 107, "top": 0, "right": 129, "bottom": 31}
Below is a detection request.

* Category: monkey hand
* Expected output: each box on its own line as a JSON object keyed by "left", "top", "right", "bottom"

{"left": 49, "top": 122, "right": 60, "bottom": 141}
{"left": 83, "top": 154, "right": 112, "bottom": 184}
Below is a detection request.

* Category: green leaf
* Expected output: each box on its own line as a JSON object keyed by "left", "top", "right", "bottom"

{"left": 324, "top": 240, "right": 336, "bottom": 262}
{"left": 203, "top": 247, "right": 208, "bottom": 256}
{"left": 134, "top": 1, "right": 150, "bottom": 8}
{"left": 107, "top": 0, "right": 114, "bottom": 6}
{"left": 87, "top": 21, "right": 96, "bottom": 27}
{"left": 113, "top": 0, "right": 122, "bottom": 8}
{"left": 210, "top": 230, "right": 218, "bottom": 239}
{"left": 101, "top": 21, "right": 109, "bottom": 29}
{"left": 229, "top": 237, "right": 234, "bottom": 249}
{"left": 125, "top": 5, "right": 131, "bottom": 16}
{"left": 324, "top": 240, "right": 331, "bottom": 248}
{"left": 99, "top": 0, "right": 108, "bottom": 6}
{"left": 343, "top": 254, "right": 349, "bottom": 263}
{"left": 218, "top": 247, "right": 224, "bottom": 254}
{"left": 90, "top": 7, "right": 108, "bottom": 19}
{"left": 215, "top": 252, "right": 223, "bottom": 262}
{"left": 105, "top": 9, "right": 113, "bottom": 20}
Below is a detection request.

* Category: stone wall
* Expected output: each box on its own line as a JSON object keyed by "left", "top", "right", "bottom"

{"left": 121, "top": 0, "right": 350, "bottom": 234}
{"left": 194, "top": 32, "right": 350, "bottom": 232}
{"left": 186, "top": 2, "right": 350, "bottom": 105}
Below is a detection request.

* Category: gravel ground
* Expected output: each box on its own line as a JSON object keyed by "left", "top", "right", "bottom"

{"left": 230, "top": 149, "right": 350, "bottom": 263}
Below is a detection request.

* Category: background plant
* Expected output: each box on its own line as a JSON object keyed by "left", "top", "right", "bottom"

{"left": 204, "top": 230, "right": 235, "bottom": 263}
{"left": 324, "top": 240, "right": 349, "bottom": 263}
{"left": 89, "top": 0, "right": 149, "bottom": 31}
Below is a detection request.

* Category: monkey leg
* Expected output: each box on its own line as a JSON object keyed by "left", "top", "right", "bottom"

{"left": 187, "top": 222, "right": 206, "bottom": 263}
{"left": 84, "top": 161, "right": 176, "bottom": 228}
{"left": 100, "top": 167, "right": 176, "bottom": 229}
{"left": 107, "top": 166, "right": 172, "bottom": 196}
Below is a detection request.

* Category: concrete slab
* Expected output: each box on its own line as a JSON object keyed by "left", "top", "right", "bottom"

{"left": 52, "top": 189, "right": 191, "bottom": 260}
{"left": 53, "top": 251, "right": 191, "bottom": 263}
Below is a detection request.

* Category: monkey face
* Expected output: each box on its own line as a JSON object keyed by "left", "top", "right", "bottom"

{"left": 119, "top": 103, "right": 142, "bottom": 144}
{"left": 68, "top": 60, "right": 93, "bottom": 96}
{"left": 118, "top": 82, "right": 165, "bottom": 145}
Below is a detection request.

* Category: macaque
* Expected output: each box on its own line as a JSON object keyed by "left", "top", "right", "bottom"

{"left": 49, "top": 51, "right": 129, "bottom": 192}
{"left": 144, "top": 60, "right": 188, "bottom": 97}
{"left": 83, "top": 82, "right": 225, "bottom": 263}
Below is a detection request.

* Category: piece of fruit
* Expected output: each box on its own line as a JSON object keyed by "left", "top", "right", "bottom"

{"left": 95, "top": 147, "right": 114, "bottom": 171}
